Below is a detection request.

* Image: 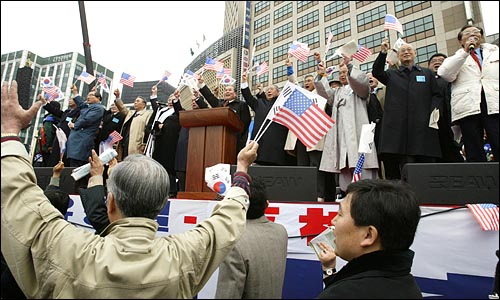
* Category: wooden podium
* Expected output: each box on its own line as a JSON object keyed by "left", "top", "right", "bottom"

{"left": 177, "top": 107, "right": 244, "bottom": 200}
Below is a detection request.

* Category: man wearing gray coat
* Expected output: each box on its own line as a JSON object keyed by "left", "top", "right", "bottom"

{"left": 215, "top": 177, "right": 288, "bottom": 299}
{"left": 315, "top": 55, "right": 379, "bottom": 194}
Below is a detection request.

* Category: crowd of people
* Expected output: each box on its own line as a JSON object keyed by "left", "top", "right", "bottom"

{"left": 1, "top": 24, "right": 498, "bottom": 298}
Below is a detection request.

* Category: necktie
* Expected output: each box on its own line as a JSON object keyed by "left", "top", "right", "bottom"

{"left": 223, "top": 100, "right": 229, "bottom": 107}
{"left": 470, "top": 50, "right": 482, "bottom": 71}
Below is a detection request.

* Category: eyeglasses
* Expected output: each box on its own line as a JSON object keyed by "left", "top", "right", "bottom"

{"left": 429, "top": 58, "right": 445, "bottom": 64}
{"left": 462, "top": 29, "right": 481, "bottom": 36}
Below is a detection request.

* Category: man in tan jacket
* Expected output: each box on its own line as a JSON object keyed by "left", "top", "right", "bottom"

{"left": 113, "top": 89, "right": 153, "bottom": 161}
{"left": 1, "top": 80, "right": 260, "bottom": 299}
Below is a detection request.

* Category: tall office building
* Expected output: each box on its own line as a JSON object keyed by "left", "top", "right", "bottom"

{"left": 1, "top": 49, "right": 114, "bottom": 156}
{"left": 188, "top": 1, "right": 488, "bottom": 94}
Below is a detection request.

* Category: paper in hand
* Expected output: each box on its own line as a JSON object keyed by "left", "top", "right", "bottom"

{"left": 205, "top": 163, "right": 231, "bottom": 196}
{"left": 429, "top": 108, "right": 439, "bottom": 129}
{"left": 358, "top": 123, "right": 376, "bottom": 153}
{"left": 309, "top": 226, "right": 336, "bottom": 259}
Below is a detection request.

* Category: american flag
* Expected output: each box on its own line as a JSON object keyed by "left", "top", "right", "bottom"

{"left": 384, "top": 14, "right": 404, "bottom": 35}
{"left": 352, "top": 45, "right": 372, "bottom": 62}
{"left": 256, "top": 61, "right": 269, "bottom": 77}
{"left": 161, "top": 70, "right": 172, "bottom": 81}
{"left": 97, "top": 73, "right": 110, "bottom": 93}
{"left": 120, "top": 72, "right": 136, "bottom": 88}
{"left": 105, "top": 130, "right": 123, "bottom": 146}
{"left": 216, "top": 67, "right": 232, "bottom": 79}
{"left": 42, "top": 85, "right": 60, "bottom": 100}
{"left": 78, "top": 71, "right": 96, "bottom": 85}
{"left": 466, "top": 203, "right": 499, "bottom": 231}
{"left": 203, "top": 57, "right": 224, "bottom": 72}
{"left": 352, "top": 153, "right": 365, "bottom": 182}
{"left": 288, "top": 41, "right": 310, "bottom": 62}
{"left": 273, "top": 89, "right": 334, "bottom": 148}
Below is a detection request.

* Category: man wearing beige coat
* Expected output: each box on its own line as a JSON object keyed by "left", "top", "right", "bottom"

{"left": 113, "top": 89, "right": 153, "bottom": 161}
{"left": 315, "top": 55, "right": 379, "bottom": 195}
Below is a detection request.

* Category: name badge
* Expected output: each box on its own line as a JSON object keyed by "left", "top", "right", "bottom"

{"left": 112, "top": 117, "right": 119, "bottom": 123}
{"left": 66, "top": 117, "right": 73, "bottom": 122}
{"left": 416, "top": 76, "right": 426, "bottom": 82}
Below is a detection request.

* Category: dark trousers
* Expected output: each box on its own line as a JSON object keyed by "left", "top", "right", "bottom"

{"left": 458, "top": 90, "right": 499, "bottom": 162}
{"left": 383, "top": 154, "right": 437, "bottom": 180}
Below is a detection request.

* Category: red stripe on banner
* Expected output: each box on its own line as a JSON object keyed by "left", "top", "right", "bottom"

{"left": 266, "top": 206, "right": 280, "bottom": 214}
{"left": 184, "top": 215, "right": 197, "bottom": 224}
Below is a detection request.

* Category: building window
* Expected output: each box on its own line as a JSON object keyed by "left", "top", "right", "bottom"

{"left": 252, "top": 73, "right": 269, "bottom": 90}
{"left": 299, "top": 31, "right": 320, "bottom": 51}
{"left": 356, "top": 1, "right": 376, "bottom": 9}
{"left": 404, "top": 15, "right": 435, "bottom": 43}
{"left": 254, "top": 14, "right": 270, "bottom": 34}
{"left": 358, "top": 31, "right": 386, "bottom": 52}
{"left": 274, "top": 2, "right": 292, "bottom": 25}
{"left": 297, "top": 55, "right": 317, "bottom": 76}
{"left": 274, "top": 1, "right": 284, "bottom": 6}
{"left": 359, "top": 61, "right": 374, "bottom": 73}
{"left": 325, "top": 19, "right": 351, "bottom": 42}
{"left": 356, "top": 4, "right": 386, "bottom": 32}
{"left": 255, "top": 1, "right": 270, "bottom": 16}
{"left": 254, "top": 33, "right": 270, "bottom": 51}
{"left": 324, "top": 1, "right": 349, "bottom": 22}
{"left": 273, "top": 64, "right": 287, "bottom": 82}
{"left": 274, "top": 22, "right": 293, "bottom": 43}
{"left": 395, "top": 1, "right": 431, "bottom": 18}
{"left": 273, "top": 43, "right": 290, "bottom": 64}
{"left": 254, "top": 51, "right": 269, "bottom": 66}
{"left": 415, "top": 43, "right": 437, "bottom": 65}
{"left": 297, "top": 10, "right": 319, "bottom": 33}
{"left": 297, "top": 1, "right": 318, "bottom": 13}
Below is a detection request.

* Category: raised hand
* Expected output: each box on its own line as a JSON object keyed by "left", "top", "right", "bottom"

{"left": 52, "top": 161, "right": 65, "bottom": 178}
{"left": 381, "top": 38, "right": 390, "bottom": 54}
{"left": 89, "top": 149, "right": 104, "bottom": 178}
{"left": 114, "top": 88, "right": 120, "bottom": 98}
{"left": 236, "top": 141, "right": 259, "bottom": 173}
{"left": 314, "top": 52, "right": 322, "bottom": 63}
{"left": 1, "top": 81, "right": 43, "bottom": 134}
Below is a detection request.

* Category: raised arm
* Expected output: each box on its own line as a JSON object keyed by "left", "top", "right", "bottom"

{"left": 197, "top": 74, "right": 221, "bottom": 108}
{"left": 79, "top": 149, "right": 110, "bottom": 234}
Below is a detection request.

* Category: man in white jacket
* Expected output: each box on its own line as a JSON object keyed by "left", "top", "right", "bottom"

{"left": 438, "top": 25, "right": 498, "bottom": 162}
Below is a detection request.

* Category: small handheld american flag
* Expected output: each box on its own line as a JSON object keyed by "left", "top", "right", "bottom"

{"left": 106, "top": 130, "right": 123, "bottom": 146}
{"left": 352, "top": 153, "right": 365, "bottom": 182}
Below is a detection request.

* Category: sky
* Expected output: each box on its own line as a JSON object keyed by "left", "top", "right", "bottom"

{"left": 2, "top": 1, "right": 499, "bottom": 91}
{"left": 1, "top": 1, "right": 226, "bottom": 90}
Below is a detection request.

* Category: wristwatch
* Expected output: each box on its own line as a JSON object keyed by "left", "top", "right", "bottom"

{"left": 323, "top": 268, "right": 335, "bottom": 276}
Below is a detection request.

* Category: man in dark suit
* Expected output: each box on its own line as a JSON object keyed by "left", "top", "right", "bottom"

{"left": 372, "top": 39, "right": 443, "bottom": 179}
{"left": 197, "top": 75, "right": 251, "bottom": 155}
{"left": 95, "top": 102, "right": 125, "bottom": 154}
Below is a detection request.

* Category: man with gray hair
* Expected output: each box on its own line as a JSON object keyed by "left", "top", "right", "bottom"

{"left": 1, "top": 80, "right": 260, "bottom": 298}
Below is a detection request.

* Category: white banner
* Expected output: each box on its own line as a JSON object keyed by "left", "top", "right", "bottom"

{"left": 66, "top": 197, "right": 498, "bottom": 299}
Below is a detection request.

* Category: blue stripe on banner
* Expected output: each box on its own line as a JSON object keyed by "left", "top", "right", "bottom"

{"left": 282, "top": 258, "right": 324, "bottom": 299}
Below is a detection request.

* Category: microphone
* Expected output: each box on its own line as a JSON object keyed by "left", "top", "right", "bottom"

{"left": 468, "top": 37, "right": 476, "bottom": 52}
